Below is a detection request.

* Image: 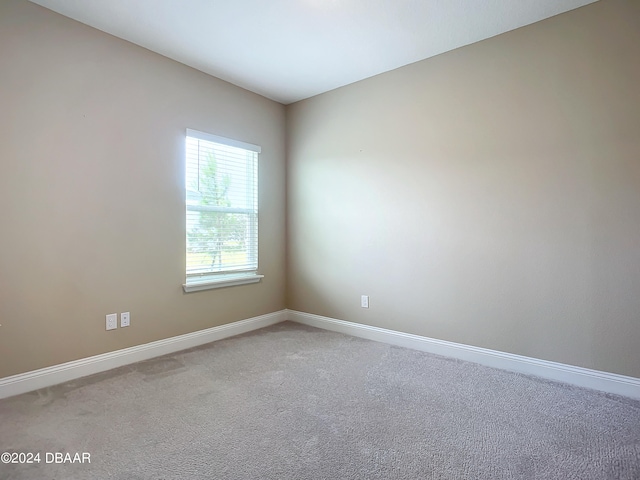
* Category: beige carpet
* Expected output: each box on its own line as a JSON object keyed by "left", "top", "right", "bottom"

{"left": 1, "top": 321, "right": 639, "bottom": 479}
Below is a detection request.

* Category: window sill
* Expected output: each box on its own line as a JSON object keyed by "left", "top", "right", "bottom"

{"left": 182, "top": 273, "right": 264, "bottom": 293}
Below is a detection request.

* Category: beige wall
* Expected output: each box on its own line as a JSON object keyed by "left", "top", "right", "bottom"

{"left": 287, "top": 0, "right": 640, "bottom": 377}
{"left": 2, "top": 0, "right": 638, "bottom": 381}
{"left": 0, "top": 0, "right": 286, "bottom": 378}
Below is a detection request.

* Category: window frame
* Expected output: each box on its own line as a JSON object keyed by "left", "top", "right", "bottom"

{"left": 182, "top": 129, "right": 263, "bottom": 293}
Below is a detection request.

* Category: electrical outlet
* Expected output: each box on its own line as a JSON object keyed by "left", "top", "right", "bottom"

{"left": 121, "top": 312, "right": 130, "bottom": 327}
{"left": 106, "top": 313, "right": 118, "bottom": 331}
{"left": 361, "top": 295, "right": 369, "bottom": 308}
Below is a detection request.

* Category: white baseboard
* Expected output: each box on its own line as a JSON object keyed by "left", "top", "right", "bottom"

{"left": 0, "top": 310, "right": 287, "bottom": 400}
{"left": 287, "top": 310, "right": 640, "bottom": 400}
{"left": 4, "top": 309, "right": 638, "bottom": 401}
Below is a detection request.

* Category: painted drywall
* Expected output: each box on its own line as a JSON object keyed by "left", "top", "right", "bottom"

{"left": 286, "top": 0, "right": 640, "bottom": 377}
{"left": 0, "top": 0, "right": 286, "bottom": 378}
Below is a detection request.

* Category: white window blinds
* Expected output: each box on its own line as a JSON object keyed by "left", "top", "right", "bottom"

{"left": 185, "top": 129, "right": 260, "bottom": 279}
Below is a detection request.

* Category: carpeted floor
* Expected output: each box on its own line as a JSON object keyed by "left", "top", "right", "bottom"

{"left": 1, "top": 321, "right": 639, "bottom": 479}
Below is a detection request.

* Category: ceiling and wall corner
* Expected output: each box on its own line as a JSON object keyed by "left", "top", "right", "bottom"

{"left": 27, "top": 0, "right": 598, "bottom": 104}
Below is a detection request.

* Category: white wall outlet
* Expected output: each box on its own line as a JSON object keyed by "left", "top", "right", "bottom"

{"left": 106, "top": 313, "right": 118, "bottom": 331}
{"left": 121, "top": 312, "right": 130, "bottom": 327}
{"left": 361, "top": 295, "right": 369, "bottom": 308}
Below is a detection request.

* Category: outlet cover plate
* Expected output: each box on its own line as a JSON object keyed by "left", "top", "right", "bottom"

{"left": 361, "top": 295, "right": 369, "bottom": 308}
{"left": 121, "top": 312, "right": 130, "bottom": 327}
{"left": 106, "top": 314, "right": 117, "bottom": 331}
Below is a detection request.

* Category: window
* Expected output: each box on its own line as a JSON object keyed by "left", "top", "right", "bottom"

{"left": 183, "top": 129, "right": 263, "bottom": 292}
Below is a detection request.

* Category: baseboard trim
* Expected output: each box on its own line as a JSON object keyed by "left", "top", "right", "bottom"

{"left": 4, "top": 309, "right": 638, "bottom": 401}
{"left": 0, "top": 310, "right": 287, "bottom": 400}
{"left": 287, "top": 310, "right": 640, "bottom": 400}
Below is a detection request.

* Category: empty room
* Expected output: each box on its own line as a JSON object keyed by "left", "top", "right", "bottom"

{"left": 1, "top": 0, "right": 639, "bottom": 478}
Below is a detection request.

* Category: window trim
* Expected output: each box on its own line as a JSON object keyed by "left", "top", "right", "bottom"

{"left": 184, "top": 129, "right": 263, "bottom": 292}
{"left": 182, "top": 273, "right": 264, "bottom": 293}
{"left": 186, "top": 129, "right": 261, "bottom": 154}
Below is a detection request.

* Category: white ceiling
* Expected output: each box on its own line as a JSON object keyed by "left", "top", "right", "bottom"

{"left": 29, "top": 0, "right": 597, "bottom": 104}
